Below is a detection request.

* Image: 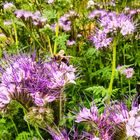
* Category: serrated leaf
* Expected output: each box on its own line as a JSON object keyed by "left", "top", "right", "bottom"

{"left": 85, "top": 86, "right": 107, "bottom": 97}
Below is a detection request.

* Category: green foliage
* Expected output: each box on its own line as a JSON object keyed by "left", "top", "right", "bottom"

{"left": 15, "top": 132, "right": 32, "bottom": 140}
{"left": 54, "top": 33, "right": 69, "bottom": 51}
{"left": 0, "top": 0, "right": 140, "bottom": 139}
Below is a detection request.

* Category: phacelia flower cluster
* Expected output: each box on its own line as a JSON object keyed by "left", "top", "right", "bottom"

{"left": 0, "top": 54, "right": 76, "bottom": 109}
{"left": 117, "top": 65, "right": 134, "bottom": 79}
{"left": 3, "top": 2, "right": 15, "bottom": 10}
{"left": 126, "top": 105, "right": 140, "bottom": 137}
{"left": 47, "top": 127, "right": 70, "bottom": 140}
{"left": 89, "top": 29, "right": 112, "bottom": 49}
{"left": 14, "top": 10, "right": 47, "bottom": 27}
{"left": 58, "top": 10, "right": 78, "bottom": 32}
{"left": 76, "top": 101, "right": 140, "bottom": 139}
{"left": 89, "top": 10, "right": 135, "bottom": 49}
{"left": 67, "top": 40, "right": 76, "bottom": 46}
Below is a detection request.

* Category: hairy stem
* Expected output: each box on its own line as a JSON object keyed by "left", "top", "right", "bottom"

{"left": 107, "top": 38, "right": 117, "bottom": 103}
{"left": 10, "top": 117, "right": 18, "bottom": 135}
{"left": 17, "top": 101, "right": 33, "bottom": 137}
{"left": 59, "top": 89, "right": 64, "bottom": 122}
{"left": 59, "top": 92, "right": 62, "bottom": 122}
{"left": 54, "top": 14, "right": 59, "bottom": 54}
{"left": 12, "top": 20, "right": 19, "bottom": 52}
{"left": 35, "top": 126, "right": 44, "bottom": 140}
{"left": 128, "top": 79, "right": 131, "bottom": 96}
{"left": 47, "top": 35, "right": 53, "bottom": 57}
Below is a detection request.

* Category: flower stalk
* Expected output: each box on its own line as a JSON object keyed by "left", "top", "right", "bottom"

{"left": 59, "top": 92, "right": 62, "bottom": 121}
{"left": 47, "top": 35, "right": 53, "bottom": 57}
{"left": 54, "top": 14, "right": 60, "bottom": 54}
{"left": 107, "top": 38, "right": 117, "bottom": 103}
{"left": 12, "top": 20, "right": 19, "bottom": 52}
{"left": 59, "top": 88, "right": 64, "bottom": 122}
{"left": 127, "top": 136, "right": 133, "bottom": 140}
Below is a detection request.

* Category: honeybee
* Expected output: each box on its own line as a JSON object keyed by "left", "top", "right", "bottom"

{"left": 53, "top": 50, "right": 71, "bottom": 65}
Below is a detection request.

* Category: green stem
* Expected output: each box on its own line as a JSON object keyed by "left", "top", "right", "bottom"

{"left": 121, "top": 75, "right": 123, "bottom": 89}
{"left": 12, "top": 20, "right": 19, "bottom": 52}
{"left": 17, "top": 101, "right": 33, "bottom": 137}
{"left": 22, "top": 108, "right": 33, "bottom": 137}
{"left": 46, "top": 35, "right": 53, "bottom": 57}
{"left": 103, "top": 0, "right": 106, "bottom": 9}
{"left": 59, "top": 88, "right": 64, "bottom": 122}
{"left": 10, "top": 117, "right": 18, "bottom": 135}
{"left": 24, "top": 23, "right": 43, "bottom": 50}
{"left": 35, "top": 126, "right": 44, "bottom": 140}
{"left": 127, "top": 136, "right": 133, "bottom": 140}
{"left": 59, "top": 92, "right": 62, "bottom": 121}
{"left": 128, "top": 79, "right": 131, "bottom": 96}
{"left": 54, "top": 14, "right": 59, "bottom": 54}
{"left": 31, "top": 32, "right": 43, "bottom": 50}
{"left": 123, "top": 47, "right": 126, "bottom": 64}
{"left": 107, "top": 38, "right": 117, "bottom": 103}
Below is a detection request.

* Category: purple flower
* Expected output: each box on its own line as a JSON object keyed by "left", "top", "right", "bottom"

{"left": 126, "top": 105, "right": 140, "bottom": 137}
{"left": 82, "top": 132, "right": 100, "bottom": 140}
{"left": 129, "top": 10, "right": 137, "bottom": 15}
{"left": 123, "top": 68, "right": 134, "bottom": 78}
{"left": 47, "top": 126, "right": 70, "bottom": 140}
{"left": 89, "top": 11, "right": 136, "bottom": 49}
{"left": 0, "top": 54, "right": 76, "bottom": 108}
{"left": 0, "top": 85, "right": 11, "bottom": 109}
{"left": 117, "top": 66, "right": 134, "bottom": 79}
{"left": 119, "top": 15, "right": 135, "bottom": 36}
{"left": 3, "top": 2, "right": 14, "bottom": 10}
{"left": 75, "top": 105, "right": 98, "bottom": 123}
{"left": 108, "top": 103, "right": 129, "bottom": 124}
{"left": 15, "top": 10, "right": 33, "bottom": 19}
{"left": 14, "top": 10, "right": 47, "bottom": 28}
{"left": 89, "top": 29, "right": 112, "bottom": 49}
{"left": 88, "top": 10, "right": 106, "bottom": 19}
{"left": 126, "top": 116, "right": 140, "bottom": 137}
{"left": 32, "top": 11, "right": 47, "bottom": 27}
{"left": 67, "top": 40, "right": 76, "bottom": 46}
{"left": 100, "top": 12, "right": 120, "bottom": 33}
{"left": 75, "top": 102, "right": 130, "bottom": 140}
{"left": 59, "top": 16, "right": 71, "bottom": 31}
{"left": 90, "top": 10, "right": 135, "bottom": 37}
{"left": 32, "top": 11, "right": 41, "bottom": 20}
